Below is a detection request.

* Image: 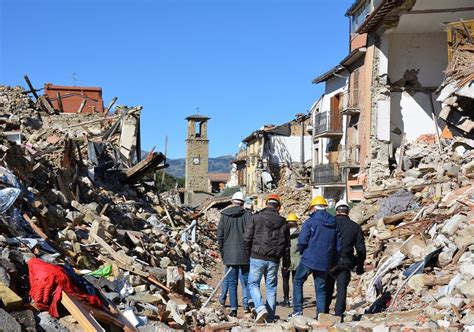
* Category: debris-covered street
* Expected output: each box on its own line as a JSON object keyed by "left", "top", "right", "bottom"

{"left": 1, "top": 0, "right": 474, "bottom": 331}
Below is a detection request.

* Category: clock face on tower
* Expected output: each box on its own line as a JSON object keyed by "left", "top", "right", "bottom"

{"left": 193, "top": 157, "right": 200, "bottom": 165}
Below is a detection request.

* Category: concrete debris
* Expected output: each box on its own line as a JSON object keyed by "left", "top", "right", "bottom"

{"left": 437, "top": 21, "right": 474, "bottom": 137}
{"left": 0, "top": 84, "right": 222, "bottom": 330}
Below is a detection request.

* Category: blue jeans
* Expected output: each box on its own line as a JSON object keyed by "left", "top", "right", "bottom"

{"left": 220, "top": 265, "right": 249, "bottom": 310}
{"left": 293, "top": 263, "right": 327, "bottom": 316}
{"left": 248, "top": 258, "right": 279, "bottom": 321}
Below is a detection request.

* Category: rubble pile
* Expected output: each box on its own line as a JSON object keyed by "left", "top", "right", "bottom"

{"left": 0, "top": 85, "right": 221, "bottom": 331}
{"left": 437, "top": 21, "right": 474, "bottom": 137}
{"left": 220, "top": 137, "right": 473, "bottom": 330}
{"left": 291, "top": 137, "right": 473, "bottom": 330}
{"left": 371, "top": 135, "right": 474, "bottom": 193}
{"left": 274, "top": 184, "right": 312, "bottom": 219}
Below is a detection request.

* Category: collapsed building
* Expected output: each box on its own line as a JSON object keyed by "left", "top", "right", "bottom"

{"left": 310, "top": 0, "right": 474, "bottom": 203}
{"left": 0, "top": 82, "right": 223, "bottom": 330}
{"left": 231, "top": 114, "right": 312, "bottom": 197}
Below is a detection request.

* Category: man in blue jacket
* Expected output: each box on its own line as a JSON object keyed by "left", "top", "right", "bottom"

{"left": 290, "top": 195, "right": 340, "bottom": 318}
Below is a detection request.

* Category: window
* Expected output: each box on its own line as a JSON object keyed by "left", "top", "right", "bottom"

{"left": 350, "top": 0, "right": 381, "bottom": 33}
{"left": 195, "top": 121, "right": 202, "bottom": 137}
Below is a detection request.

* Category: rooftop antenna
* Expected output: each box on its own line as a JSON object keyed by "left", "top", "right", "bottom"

{"left": 196, "top": 106, "right": 200, "bottom": 114}
{"left": 72, "top": 72, "right": 78, "bottom": 86}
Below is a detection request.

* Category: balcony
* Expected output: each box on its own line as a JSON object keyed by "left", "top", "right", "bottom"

{"left": 312, "top": 163, "right": 343, "bottom": 186}
{"left": 338, "top": 144, "right": 361, "bottom": 168}
{"left": 313, "top": 111, "right": 343, "bottom": 138}
{"left": 340, "top": 90, "right": 361, "bottom": 116}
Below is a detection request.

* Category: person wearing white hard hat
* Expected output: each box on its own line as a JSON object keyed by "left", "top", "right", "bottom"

{"left": 217, "top": 191, "right": 252, "bottom": 317}
{"left": 325, "top": 200, "right": 366, "bottom": 320}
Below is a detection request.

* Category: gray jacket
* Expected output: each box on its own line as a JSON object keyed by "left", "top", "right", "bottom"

{"left": 217, "top": 205, "right": 251, "bottom": 266}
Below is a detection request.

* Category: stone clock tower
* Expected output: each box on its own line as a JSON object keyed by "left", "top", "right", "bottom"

{"left": 185, "top": 114, "right": 210, "bottom": 206}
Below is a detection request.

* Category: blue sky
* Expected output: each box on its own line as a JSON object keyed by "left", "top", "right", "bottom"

{"left": 1, "top": 0, "right": 353, "bottom": 159}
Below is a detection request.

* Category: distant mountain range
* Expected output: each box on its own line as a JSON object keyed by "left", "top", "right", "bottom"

{"left": 163, "top": 155, "right": 234, "bottom": 178}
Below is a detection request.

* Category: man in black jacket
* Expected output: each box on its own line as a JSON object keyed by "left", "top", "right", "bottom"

{"left": 217, "top": 191, "right": 251, "bottom": 317}
{"left": 244, "top": 194, "right": 290, "bottom": 323}
{"left": 325, "top": 200, "right": 366, "bottom": 319}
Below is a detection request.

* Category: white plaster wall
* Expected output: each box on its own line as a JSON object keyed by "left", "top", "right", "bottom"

{"left": 390, "top": 91, "right": 441, "bottom": 145}
{"left": 388, "top": 33, "right": 447, "bottom": 87}
{"left": 267, "top": 135, "right": 312, "bottom": 164}
{"left": 387, "top": 33, "right": 445, "bottom": 146}
{"left": 322, "top": 76, "right": 348, "bottom": 112}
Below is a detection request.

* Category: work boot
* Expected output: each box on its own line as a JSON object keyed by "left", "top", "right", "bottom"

{"left": 229, "top": 310, "right": 238, "bottom": 318}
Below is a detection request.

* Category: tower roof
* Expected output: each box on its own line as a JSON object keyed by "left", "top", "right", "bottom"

{"left": 185, "top": 114, "right": 210, "bottom": 121}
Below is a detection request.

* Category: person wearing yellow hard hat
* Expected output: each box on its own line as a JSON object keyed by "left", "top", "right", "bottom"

{"left": 290, "top": 195, "right": 341, "bottom": 318}
{"left": 308, "top": 195, "right": 328, "bottom": 211}
{"left": 279, "top": 212, "right": 301, "bottom": 307}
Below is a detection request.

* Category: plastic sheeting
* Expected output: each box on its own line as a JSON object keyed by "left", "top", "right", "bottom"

{"left": 0, "top": 187, "right": 21, "bottom": 214}
{"left": 366, "top": 250, "right": 406, "bottom": 303}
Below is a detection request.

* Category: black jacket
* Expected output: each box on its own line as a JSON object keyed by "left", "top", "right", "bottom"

{"left": 244, "top": 207, "right": 290, "bottom": 268}
{"left": 217, "top": 205, "right": 251, "bottom": 266}
{"left": 333, "top": 214, "right": 366, "bottom": 271}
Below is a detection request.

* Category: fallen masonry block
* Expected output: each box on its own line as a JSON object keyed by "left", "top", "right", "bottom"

{"left": 0, "top": 282, "right": 22, "bottom": 310}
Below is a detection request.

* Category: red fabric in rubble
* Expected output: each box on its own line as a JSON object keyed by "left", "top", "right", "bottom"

{"left": 28, "top": 258, "right": 103, "bottom": 317}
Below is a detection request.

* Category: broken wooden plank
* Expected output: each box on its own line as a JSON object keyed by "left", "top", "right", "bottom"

{"left": 38, "top": 95, "right": 55, "bottom": 114}
{"left": 362, "top": 211, "right": 415, "bottom": 231}
{"left": 23, "top": 214, "right": 67, "bottom": 256}
{"left": 77, "top": 99, "right": 87, "bottom": 113}
{"left": 23, "top": 75, "right": 39, "bottom": 100}
{"left": 64, "top": 114, "right": 121, "bottom": 129}
{"left": 125, "top": 152, "right": 167, "bottom": 184}
{"left": 56, "top": 92, "right": 64, "bottom": 112}
{"left": 82, "top": 299, "right": 138, "bottom": 332}
{"left": 88, "top": 231, "right": 133, "bottom": 266}
{"left": 364, "top": 180, "right": 446, "bottom": 199}
{"left": 61, "top": 292, "right": 105, "bottom": 332}
{"left": 163, "top": 205, "right": 176, "bottom": 228}
{"left": 104, "top": 97, "right": 118, "bottom": 116}
{"left": 0, "top": 282, "right": 22, "bottom": 310}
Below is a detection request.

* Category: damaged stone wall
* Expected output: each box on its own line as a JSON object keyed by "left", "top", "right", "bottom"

{"left": 367, "top": 34, "right": 392, "bottom": 190}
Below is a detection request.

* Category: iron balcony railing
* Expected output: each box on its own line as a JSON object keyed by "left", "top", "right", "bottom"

{"left": 338, "top": 144, "right": 361, "bottom": 167}
{"left": 312, "top": 163, "right": 343, "bottom": 185}
{"left": 313, "top": 111, "right": 343, "bottom": 137}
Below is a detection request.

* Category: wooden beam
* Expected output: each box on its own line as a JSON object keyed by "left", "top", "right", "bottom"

{"left": 23, "top": 214, "right": 67, "bottom": 256}
{"left": 38, "top": 95, "right": 55, "bottom": 114}
{"left": 362, "top": 210, "right": 415, "bottom": 231}
{"left": 89, "top": 232, "right": 132, "bottom": 266}
{"left": 64, "top": 114, "right": 121, "bottom": 129}
{"left": 77, "top": 99, "right": 87, "bottom": 113}
{"left": 23, "top": 75, "right": 39, "bottom": 100}
{"left": 56, "top": 92, "right": 64, "bottom": 112}
{"left": 104, "top": 97, "right": 118, "bottom": 117}
{"left": 61, "top": 292, "right": 105, "bottom": 332}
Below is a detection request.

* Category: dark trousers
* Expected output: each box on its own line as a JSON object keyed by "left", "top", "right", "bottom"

{"left": 282, "top": 269, "right": 296, "bottom": 300}
{"left": 325, "top": 269, "right": 351, "bottom": 317}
